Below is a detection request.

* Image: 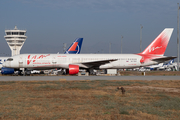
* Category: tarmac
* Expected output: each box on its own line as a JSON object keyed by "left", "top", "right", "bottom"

{"left": 0, "top": 75, "right": 180, "bottom": 81}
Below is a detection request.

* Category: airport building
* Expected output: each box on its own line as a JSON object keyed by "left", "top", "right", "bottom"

{"left": 4, "top": 26, "right": 27, "bottom": 56}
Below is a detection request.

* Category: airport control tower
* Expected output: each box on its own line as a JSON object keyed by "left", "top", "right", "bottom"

{"left": 4, "top": 26, "right": 27, "bottom": 56}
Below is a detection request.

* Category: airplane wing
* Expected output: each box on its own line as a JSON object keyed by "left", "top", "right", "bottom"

{"left": 151, "top": 56, "right": 177, "bottom": 63}
{"left": 78, "top": 59, "right": 117, "bottom": 68}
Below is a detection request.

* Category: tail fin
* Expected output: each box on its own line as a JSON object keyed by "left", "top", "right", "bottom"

{"left": 167, "top": 59, "right": 174, "bottom": 65}
{"left": 140, "top": 28, "right": 173, "bottom": 56}
{"left": 163, "top": 59, "right": 174, "bottom": 66}
{"left": 170, "top": 59, "right": 174, "bottom": 64}
{"left": 65, "top": 38, "right": 83, "bottom": 54}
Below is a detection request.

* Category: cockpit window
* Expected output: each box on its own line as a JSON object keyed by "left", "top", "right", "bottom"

{"left": 7, "top": 58, "right": 13, "bottom": 61}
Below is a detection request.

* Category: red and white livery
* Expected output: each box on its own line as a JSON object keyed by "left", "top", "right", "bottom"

{"left": 3, "top": 28, "right": 176, "bottom": 75}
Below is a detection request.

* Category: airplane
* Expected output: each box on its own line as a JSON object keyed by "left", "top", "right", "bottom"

{"left": 145, "top": 63, "right": 164, "bottom": 71}
{"left": 158, "top": 59, "right": 175, "bottom": 70}
{"left": 0, "top": 57, "right": 8, "bottom": 69}
{"left": 166, "top": 59, "right": 180, "bottom": 71}
{"left": 1, "top": 38, "right": 83, "bottom": 75}
{"left": 145, "top": 59, "right": 174, "bottom": 71}
{"left": 3, "top": 28, "right": 176, "bottom": 75}
{"left": 0, "top": 57, "right": 15, "bottom": 74}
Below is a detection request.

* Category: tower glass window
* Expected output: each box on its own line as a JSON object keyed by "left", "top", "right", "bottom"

{"left": 6, "top": 32, "right": 11, "bottom": 35}
{"left": 20, "top": 32, "right": 24, "bottom": 35}
{"left": 12, "top": 32, "right": 18, "bottom": 35}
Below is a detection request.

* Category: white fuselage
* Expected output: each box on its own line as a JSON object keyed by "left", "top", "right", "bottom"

{"left": 3, "top": 54, "right": 158, "bottom": 70}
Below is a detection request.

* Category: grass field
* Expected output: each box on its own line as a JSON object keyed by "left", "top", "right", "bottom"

{"left": 0, "top": 80, "right": 180, "bottom": 119}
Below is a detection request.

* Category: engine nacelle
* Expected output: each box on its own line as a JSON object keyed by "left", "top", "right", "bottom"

{"left": 69, "top": 64, "right": 79, "bottom": 75}
{"left": 1, "top": 67, "right": 14, "bottom": 74}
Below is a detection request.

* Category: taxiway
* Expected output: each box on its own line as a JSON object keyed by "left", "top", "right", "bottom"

{"left": 0, "top": 76, "right": 179, "bottom": 81}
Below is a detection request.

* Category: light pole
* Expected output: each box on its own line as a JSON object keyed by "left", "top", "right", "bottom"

{"left": 121, "top": 36, "right": 123, "bottom": 54}
{"left": 63, "top": 43, "right": 66, "bottom": 53}
{"left": 140, "top": 24, "right": 143, "bottom": 52}
{"left": 178, "top": 3, "right": 180, "bottom": 71}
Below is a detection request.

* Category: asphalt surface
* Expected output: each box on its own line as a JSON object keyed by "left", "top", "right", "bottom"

{"left": 0, "top": 76, "right": 180, "bottom": 81}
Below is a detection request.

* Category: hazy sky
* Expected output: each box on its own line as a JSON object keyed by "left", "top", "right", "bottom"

{"left": 0, "top": 0, "right": 180, "bottom": 57}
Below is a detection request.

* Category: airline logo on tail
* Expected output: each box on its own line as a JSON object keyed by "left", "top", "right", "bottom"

{"left": 65, "top": 38, "right": 83, "bottom": 54}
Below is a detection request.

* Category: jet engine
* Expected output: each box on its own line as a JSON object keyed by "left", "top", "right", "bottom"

{"left": 1, "top": 67, "right": 14, "bottom": 74}
{"left": 69, "top": 64, "right": 79, "bottom": 75}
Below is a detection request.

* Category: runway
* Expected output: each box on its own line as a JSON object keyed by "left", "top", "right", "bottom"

{"left": 0, "top": 76, "right": 180, "bottom": 81}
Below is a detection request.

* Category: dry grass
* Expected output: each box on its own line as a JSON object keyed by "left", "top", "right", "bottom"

{"left": 0, "top": 80, "right": 180, "bottom": 119}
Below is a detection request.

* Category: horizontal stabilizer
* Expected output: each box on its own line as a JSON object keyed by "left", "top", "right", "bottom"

{"left": 151, "top": 56, "right": 177, "bottom": 63}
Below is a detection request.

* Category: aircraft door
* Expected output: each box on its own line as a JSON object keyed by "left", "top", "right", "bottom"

{"left": 19, "top": 56, "right": 24, "bottom": 68}
{"left": 52, "top": 57, "right": 57, "bottom": 67}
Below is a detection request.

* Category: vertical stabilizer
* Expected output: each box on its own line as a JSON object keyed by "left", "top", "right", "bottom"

{"left": 65, "top": 38, "right": 83, "bottom": 54}
{"left": 141, "top": 28, "right": 173, "bottom": 56}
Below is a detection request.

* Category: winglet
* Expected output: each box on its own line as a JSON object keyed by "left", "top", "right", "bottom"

{"left": 140, "top": 28, "right": 174, "bottom": 56}
{"left": 65, "top": 38, "right": 83, "bottom": 54}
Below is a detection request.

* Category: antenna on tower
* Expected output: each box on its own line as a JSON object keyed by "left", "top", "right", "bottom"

{"left": 14, "top": 26, "right": 18, "bottom": 30}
